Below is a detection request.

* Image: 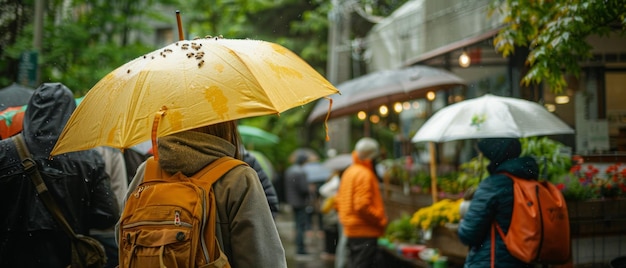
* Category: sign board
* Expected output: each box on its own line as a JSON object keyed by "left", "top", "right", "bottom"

{"left": 18, "top": 51, "right": 38, "bottom": 87}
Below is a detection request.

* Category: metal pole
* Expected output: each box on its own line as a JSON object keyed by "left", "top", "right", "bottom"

{"left": 33, "top": 0, "right": 44, "bottom": 86}
{"left": 327, "top": 0, "right": 340, "bottom": 85}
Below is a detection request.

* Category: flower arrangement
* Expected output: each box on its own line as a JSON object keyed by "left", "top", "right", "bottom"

{"left": 554, "top": 156, "right": 626, "bottom": 200}
{"left": 410, "top": 199, "right": 463, "bottom": 231}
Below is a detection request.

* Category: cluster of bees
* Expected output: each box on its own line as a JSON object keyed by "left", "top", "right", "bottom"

{"left": 127, "top": 35, "right": 226, "bottom": 73}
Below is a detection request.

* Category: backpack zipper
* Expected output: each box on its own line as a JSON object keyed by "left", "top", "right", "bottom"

{"left": 123, "top": 220, "right": 193, "bottom": 229}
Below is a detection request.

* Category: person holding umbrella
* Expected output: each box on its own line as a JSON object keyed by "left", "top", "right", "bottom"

{"left": 457, "top": 138, "right": 538, "bottom": 267}
{"left": 121, "top": 121, "right": 286, "bottom": 267}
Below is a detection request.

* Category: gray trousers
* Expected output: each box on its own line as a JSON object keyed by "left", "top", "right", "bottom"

{"left": 335, "top": 224, "right": 348, "bottom": 268}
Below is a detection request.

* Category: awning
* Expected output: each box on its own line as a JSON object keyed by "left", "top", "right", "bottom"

{"left": 364, "top": 0, "right": 503, "bottom": 71}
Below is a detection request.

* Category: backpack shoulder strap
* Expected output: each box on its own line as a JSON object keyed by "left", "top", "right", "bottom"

{"left": 192, "top": 157, "right": 248, "bottom": 184}
{"left": 195, "top": 157, "right": 246, "bottom": 266}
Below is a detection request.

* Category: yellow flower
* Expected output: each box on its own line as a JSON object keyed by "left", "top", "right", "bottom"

{"left": 411, "top": 198, "right": 463, "bottom": 231}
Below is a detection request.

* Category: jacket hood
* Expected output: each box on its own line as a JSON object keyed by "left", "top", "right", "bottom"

{"left": 22, "top": 83, "right": 76, "bottom": 157}
{"left": 157, "top": 130, "right": 236, "bottom": 176}
{"left": 478, "top": 138, "right": 521, "bottom": 173}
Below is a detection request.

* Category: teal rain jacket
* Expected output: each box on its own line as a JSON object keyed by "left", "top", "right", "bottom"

{"left": 458, "top": 138, "right": 538, "bottom": 268}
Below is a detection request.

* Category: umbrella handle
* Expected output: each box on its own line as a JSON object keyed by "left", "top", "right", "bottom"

{"left": 323, "top": 97, "right": 333, "bottom": 141}
{"left": 151, "top": 107, "right": 167, "bottom": 161}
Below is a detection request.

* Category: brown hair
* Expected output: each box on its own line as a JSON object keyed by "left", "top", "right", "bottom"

{"left": 192, "top": 120, "right": 242, "bottom": 159}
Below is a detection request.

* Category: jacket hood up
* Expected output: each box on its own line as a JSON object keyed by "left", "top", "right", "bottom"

{"left": 478, "top": 138, "right": 521, "bottom": 173}
{"left": 22, "top": 83, "right": 76, "bottom": 158}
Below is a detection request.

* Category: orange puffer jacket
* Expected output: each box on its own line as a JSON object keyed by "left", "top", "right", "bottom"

{"left": 335, "top": 152, "right": 387, "bottom": 238}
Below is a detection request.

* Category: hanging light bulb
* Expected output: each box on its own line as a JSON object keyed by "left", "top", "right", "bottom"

{"left": 379, "top": 105, "right": 388, "bottom": 116}
{"left": 426, "top": 91, "right": 436, "bottom": 101}
{"left": 357, "top": 111, "right": 367, "bottom": 120}
{"left": 394, "top": 102, "right": 403, "bottom": 113}
{"left": 459, "top": 50, "right": 471, "bottom": 68}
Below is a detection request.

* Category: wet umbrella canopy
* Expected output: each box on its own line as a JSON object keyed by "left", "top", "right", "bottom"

{"left": 51, "top": 37, "right": 339, "bottom": 157}
{"left": 411, "top": 94, "right": 575, "bottom": 143}
{"left": 0, "top": 83, "right": 34, "bottom": 111}
{"left": 411, "top": 94, "right": 575, "bottom": 202}
{"left": 307, "top": 65, "right": 465, "bottom": 123}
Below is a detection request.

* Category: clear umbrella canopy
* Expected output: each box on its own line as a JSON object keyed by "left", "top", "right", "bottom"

{"left": 412, "top": 94, "right": 574, "bottom": 143}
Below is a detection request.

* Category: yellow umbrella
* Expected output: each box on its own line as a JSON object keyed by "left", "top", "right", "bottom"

{"left": 51, "top": 37, "right": 339, "bottom": 158}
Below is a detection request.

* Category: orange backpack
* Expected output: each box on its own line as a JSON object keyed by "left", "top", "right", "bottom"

{"left": 491, "top": 173, "right": 571, "bottom": 266}
{"left": 119, "top": 156, "right": 246, "bottom": 268}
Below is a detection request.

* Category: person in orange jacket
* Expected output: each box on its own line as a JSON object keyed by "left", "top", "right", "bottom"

{"left": 335, "top": 137, "right": 388, "bottom": 268}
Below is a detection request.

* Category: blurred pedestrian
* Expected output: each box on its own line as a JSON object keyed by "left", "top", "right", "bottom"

{"left": 335, "top": 137, "right": 388, "bottom": 268}
{"left": 121, "top": 121, "right": 286, "bottom": 267}
{"left": 318, "top": 168, "right": 343, "bottom": 261}
{"left": 91, "top": 146, "right": 128, "bottom": 268}
{"left": 0, "top": 82, "right": 119, "bottom": 268}
{"left": 457, "top": 138, "right": 536, "bottom": 267}
{"left": 284, "top": 151, "right": 312, "bottom": 257}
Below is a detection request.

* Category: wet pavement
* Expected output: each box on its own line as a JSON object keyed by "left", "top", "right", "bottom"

{"left": 276, "top": 205, "right": 335, "bottom": 268}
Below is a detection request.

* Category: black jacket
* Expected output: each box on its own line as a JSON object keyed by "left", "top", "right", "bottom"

{"left": 0, "top": 83, "right": 119, "bottom": 268}
{"left": 243, "top": 149, "right": 279, "bottom": 214}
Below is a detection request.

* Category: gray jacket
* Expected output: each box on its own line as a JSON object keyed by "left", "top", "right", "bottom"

{"left": 283, "top": 163, "right": 310, "bottom": 209}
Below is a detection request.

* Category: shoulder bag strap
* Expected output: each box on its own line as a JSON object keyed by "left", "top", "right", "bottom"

{"left": 12, "top": 134, "right": 78, "bottom": 239}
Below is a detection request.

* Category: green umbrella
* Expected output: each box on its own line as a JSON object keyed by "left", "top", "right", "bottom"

{"left": 238, "top": 125, "right": 279, "bottom": 147}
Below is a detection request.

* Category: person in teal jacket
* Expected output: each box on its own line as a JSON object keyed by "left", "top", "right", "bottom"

{"left": 457, "top": 138, "right": 537, "bottom": 267}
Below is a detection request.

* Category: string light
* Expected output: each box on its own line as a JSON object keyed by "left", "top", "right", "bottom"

{"left": 357, "top": 111, "right": 367, "bottom": 120}
{"left": 379, "top": 105, "right": 388, "bottom": 116}
{"left": 394, "top": 102, "right": 403, "bottom": 113}
{"left": 459, "top": 50, "right": 470, "bottom": 68}
{"left": 426, "top": 91, "right": 436, "bottom": 101}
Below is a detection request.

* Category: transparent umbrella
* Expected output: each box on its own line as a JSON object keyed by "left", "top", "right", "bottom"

{"left": 411, "top": 94, "right": 575, "bottom": 202}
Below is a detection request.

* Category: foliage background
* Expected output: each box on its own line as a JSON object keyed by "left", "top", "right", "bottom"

{"left": 0, "top": 0, "right": 408, "bottom": 174}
